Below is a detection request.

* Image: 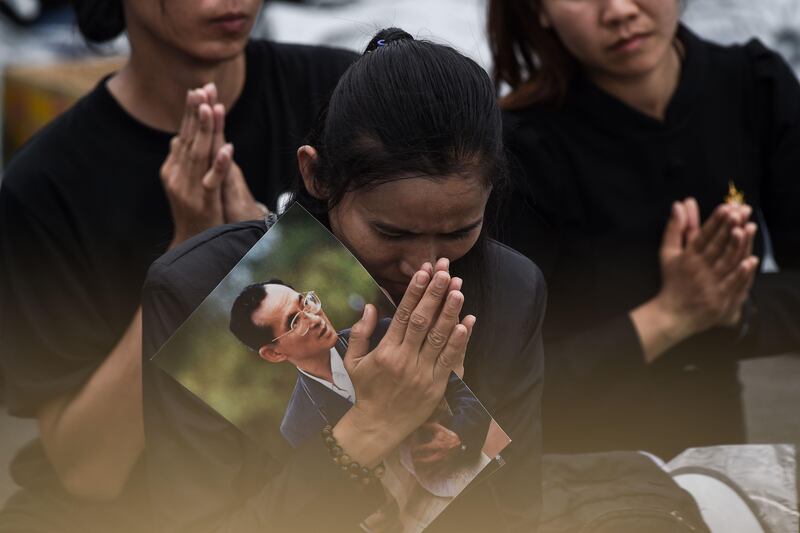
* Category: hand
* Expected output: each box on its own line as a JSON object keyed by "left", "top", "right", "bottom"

{"left": 657, "top": 199, "right": 758, "bottom": 335}
{"left": 206, "top": 105, "right": 267, "bottom": 223}
{"left": 161, "top": 88, "right": 226, "bottom": 247}
{"left": 632, "top": 198, "right": 759, "bottom": 363}
{"left": 422, "top": 258, "right": 465, "bottom": 377}
{"left": 332, "top": 269, "right": 476, "bottom": 467}
{"left": 411, "top": 422, "right": 462, "bottom": 466}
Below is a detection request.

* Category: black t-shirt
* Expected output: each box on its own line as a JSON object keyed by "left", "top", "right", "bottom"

{"left": 0, "top": 40, "right": 355, "bottom": 531}
{"left": 141, "top": 219, "right": 546, "bottom": 533}
{"left": 501, "top": 26, "right": 800, "bottom": 457}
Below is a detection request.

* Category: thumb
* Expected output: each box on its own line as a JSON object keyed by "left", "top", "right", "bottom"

{"left": 344, "top": 304, "right": 378, "bottom": 367}
{"left": 660, "top": 201, "right": 687, "bottom": 261}
{"left": 203, "top": 144, "right": 232, "bottom": 190}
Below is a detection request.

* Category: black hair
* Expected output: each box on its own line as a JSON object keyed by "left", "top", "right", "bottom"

{"left": 71, "top": 0, "right": 126, "bottom": 43}
{"left": 229, "top": 279, "right": 294, "bottom": 351}
{"left": 293, "top": 28, "right": 507, "bottom": 309}
{"left": 296, "top": 27, "right": 506, "bottom": 211}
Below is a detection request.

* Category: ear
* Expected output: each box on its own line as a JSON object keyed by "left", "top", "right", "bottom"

{"left": 258, "top": 344, "right": 287, "bottom": 364}
{"left": 297, "top": 145, "right": 327, "bottom": 200}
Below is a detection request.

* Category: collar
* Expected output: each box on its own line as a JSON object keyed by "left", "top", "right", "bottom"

{"left": 298, "top": 346, "right": 356, "bottom": 403}
{"left": 569, "top": 24, "right": 707, "bottom": 132}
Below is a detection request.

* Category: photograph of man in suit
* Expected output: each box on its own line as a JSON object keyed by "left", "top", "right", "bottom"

{"left": 228, "top": 280, "right": 492, "bottom": 470}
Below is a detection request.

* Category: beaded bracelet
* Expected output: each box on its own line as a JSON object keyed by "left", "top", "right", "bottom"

{"left": 321, "top": 425, "right": 386, "bottom": 486}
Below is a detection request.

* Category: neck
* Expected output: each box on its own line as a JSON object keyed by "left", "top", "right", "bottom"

{"left": 297, "top": 349, "right": 334, "bottom": 384}
{"left": 588, "top": 44, "right": 681, "bottom": 121}
{"left": 107, "top": 32, "right": 246, "bottom": 132}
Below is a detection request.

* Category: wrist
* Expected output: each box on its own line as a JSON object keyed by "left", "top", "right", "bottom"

{"left": 631, "top": 296, "right": 693, "bottom": 364}
{"left": 333, "top": 407, "right": 400, "bottom": 468}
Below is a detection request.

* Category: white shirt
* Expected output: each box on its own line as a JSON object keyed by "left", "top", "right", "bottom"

{"left": 298, "top": 347, "right": 356, "bottom": 403}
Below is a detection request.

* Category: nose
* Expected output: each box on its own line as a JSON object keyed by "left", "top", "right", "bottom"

{"left": 398, "top": 242, "right": 439, "bottom": 279}
{"left": 601, "top": 0, "right": 640, "bottom": 27}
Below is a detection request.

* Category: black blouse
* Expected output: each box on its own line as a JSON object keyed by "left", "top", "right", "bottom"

{"left": 501, "top": 25, "right": 800, "bottom": 458}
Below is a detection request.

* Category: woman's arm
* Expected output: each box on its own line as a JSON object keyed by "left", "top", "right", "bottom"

{"left": 37, "top": 310, "right": 144, "bottom": 501}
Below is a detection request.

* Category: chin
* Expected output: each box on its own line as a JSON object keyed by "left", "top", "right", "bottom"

{"left": 190, "top": 39, "right": 249, "bottom": 63}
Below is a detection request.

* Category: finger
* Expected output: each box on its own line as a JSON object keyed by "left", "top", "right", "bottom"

{"left": 343, "top": 304, "right": 378, "bottom": 367}
{"left": 211, "top": 103, "right": 226, "bottom": 156}
{"left": 691, "top": 204, "right": 729, "bottom": 253}
{"left": 434, "top": 323, "right": 469, "bottom": 384}
{"left": 180, "top": 90, "right": 202, "bottom": 145}
{"left": 735, "top": 203, "right": 753, "bottom": 225}
{"left": 412, "top": 443, "right": 443, "bottom": 456}
{"left": 414, "top": 452, "right": 447, "bottom": 465}
{"left": 683, "top": 197, "right": 701, "bottom": 243}
{"left": 421, "top": 290, "right": 464, "bottom": 362}
{"left": 448, "top": 277, "right": 462, "bottom": 293}
{"left": 383, "top": 270, "right": 431, "bottom": 345}
{"left": 402, "top": 270, "right": 451, "bottom": 350}
{"left": 434, "top": 258, "right": 450, "bottom": 273}
{"left": 421, "top": 262, "right": 433, "bottom": 278}
{"left": 700, "top": 207, "right": 737, "bottom": 264}
{"left": 189, "top": 103, "right": 214, "bottom": 171}
{"left": 720, "top": 256, "right": 759, "bottom": 297}
{"left": 712, "top": 226, "right": 745, "bottom": 277}
{"left": 733, "top": 222, "right": 757, "bottom": 266}
{"left": 204, "top": 82, "right": 218, "bottom": 107}
{"left": 203, "top": 144, "right": 232, "bottom": 190}
{"left": 660, "top": 202, "right": 687, "bottom": 261}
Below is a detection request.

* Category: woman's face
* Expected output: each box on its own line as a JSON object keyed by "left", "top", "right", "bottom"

{"left": 539, "top": 0, "right": 680, "bottom": 81}
{"left": 124, "top": 0, "right": 261, "bottom": 61}
{"left": 328, "top": 176, "right": 490, "bottom": 301}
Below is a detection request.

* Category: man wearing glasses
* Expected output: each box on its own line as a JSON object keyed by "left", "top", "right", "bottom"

{"left": 229, "top": 280, "right": 492, "bottom": 468}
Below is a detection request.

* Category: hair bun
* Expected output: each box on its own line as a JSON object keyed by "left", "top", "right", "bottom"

{"left": 364, "top": 28, "right": 414, "bottom": 54}
{"left": 72, "top": 0, "right": 125, "bottom": 43}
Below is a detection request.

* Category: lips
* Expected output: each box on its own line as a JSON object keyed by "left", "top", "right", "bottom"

{"left": 210, "top": 13, "right": 249, "bottom": 34}
{"left": 609, "top": 32, "right": 651, "bottom": 52}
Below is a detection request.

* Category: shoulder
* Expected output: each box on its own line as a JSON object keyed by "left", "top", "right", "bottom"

{"left": 247, "top": 39, "right": 357, "bottom": 77}
{"left": 485, "top": 240, "right": 547, "bottom": 315}
{"left": 2, "top": 84, "right": 105, "bottom": 201}
{"left": 685, "top": 26, "right": 797, "bottom": 93}
{"left": 146, "top": 220, "right": 269, "bottom": 310}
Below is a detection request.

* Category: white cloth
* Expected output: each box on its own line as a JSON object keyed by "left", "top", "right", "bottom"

{"left": 298, "top": 347, "right": 355, "bottom": 403}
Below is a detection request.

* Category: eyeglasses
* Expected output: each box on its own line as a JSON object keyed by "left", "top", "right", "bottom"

{"left": 270, "top": 291, "right": 323, "bottom": 343}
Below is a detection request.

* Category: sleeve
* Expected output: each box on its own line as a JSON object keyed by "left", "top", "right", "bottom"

{"left": 742, "top": 40, "right": 800, "bottom": 354}
{"left": 0, "top": 182, "right": 112, "bottom": 417}
{"left": 443, "top": 373, "right": 491, "bottom": 462}
{"left": 141, "top": 258, "right": 384, "bottom": 533}
{"left": 747, "top": 39, "right": 800, "bottom": 269}
{"left": 461, "top": 252, "right": 546, "bottom": 532}
{"left": 499, "top": 117, "right": 647, "bottom": 392}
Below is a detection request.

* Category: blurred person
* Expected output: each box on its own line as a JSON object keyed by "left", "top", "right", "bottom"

{"left": 0, "top": 0, "right": 355, "bottom": 530}
{"left": 489, "top": 0, "right": 800, "bottom": 457}
{"left": 141, "top": 28, "right": 545, "bottom": 532}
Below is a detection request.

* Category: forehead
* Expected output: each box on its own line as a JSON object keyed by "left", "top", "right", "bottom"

{"left": 350, "top": 175, "right": 488, "bottom": 232}
{"left": 251, "top": 284, "right": 298, "bottom": 328}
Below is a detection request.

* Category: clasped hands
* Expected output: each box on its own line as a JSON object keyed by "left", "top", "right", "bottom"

{"left": 160, "top": 83, "right": 264, "bottom": 247}
{"left": 653, "top": 197, "right": 759, "bottom": 353}
{"left": 332, "top": 259, "right": 475, "bottom": 469}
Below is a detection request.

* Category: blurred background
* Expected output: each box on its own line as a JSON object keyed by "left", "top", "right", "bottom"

{"left": 1, "top": 0, "right": 799, "bottom": 505}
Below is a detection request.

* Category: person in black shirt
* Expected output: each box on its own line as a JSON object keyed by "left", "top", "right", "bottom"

{"left": 0, "top": 0, "right": 354, "bottom": 531}
{"left": 488, "top": 0, "right": 800, "bottom": 457}
{"left": 141, "top": 28, "right": 545, "bottom": 533}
